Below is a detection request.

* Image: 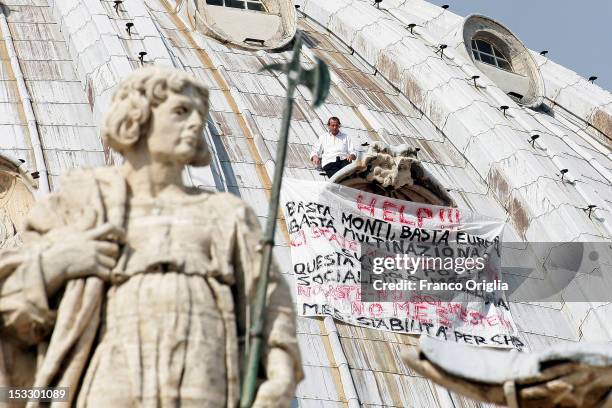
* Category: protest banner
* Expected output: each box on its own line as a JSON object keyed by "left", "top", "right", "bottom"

{"left": 281, "top": 179, "right": 523, "bottom": 349}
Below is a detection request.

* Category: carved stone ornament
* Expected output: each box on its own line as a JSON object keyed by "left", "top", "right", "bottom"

{"left": 0, "top": 66, "right": 302, "bottom": 407}
{"left": 403, "top": 336, "right": 612, "bottom": 408}
{"left": 0, "top": 155, "right": 36, "bottom": 249}
{"left": 331, "top": 142, "right": 456, "bottom": 207}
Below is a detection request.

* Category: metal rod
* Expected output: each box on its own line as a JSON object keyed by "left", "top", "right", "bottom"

{"left": 438, "top": 44, "right": 447, "bottom": 58}
{"left": 0, "top": 11, "right": 50, "bottom": 194}
{"left": 240, "top": 35, "right": 302, "bottom": 408}
{"left": 585, "top": 205, "right": 596, "bottom": 219}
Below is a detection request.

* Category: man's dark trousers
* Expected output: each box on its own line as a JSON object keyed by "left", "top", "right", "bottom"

{"left": 323, "top": 157, "right": 350, "bottom": 178}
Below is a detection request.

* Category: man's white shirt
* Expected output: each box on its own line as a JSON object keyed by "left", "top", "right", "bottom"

{"left": 310, "top": 131, "right": 356, "bottom": 168}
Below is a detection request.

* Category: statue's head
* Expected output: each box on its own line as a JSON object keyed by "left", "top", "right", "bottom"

{"left": 102, "top": 66, "right": 211, "bottom": 167}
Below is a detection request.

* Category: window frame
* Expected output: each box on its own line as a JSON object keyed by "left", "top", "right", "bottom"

{"left": 206, "top": 0, "right": 267, "bottom": 12}
{"left": 471, "top": 39, "right": 513, "bottom": 72}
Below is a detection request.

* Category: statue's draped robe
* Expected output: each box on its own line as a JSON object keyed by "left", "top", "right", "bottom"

{"left": 0, "top": 167, "right": 302, "bottom": 407}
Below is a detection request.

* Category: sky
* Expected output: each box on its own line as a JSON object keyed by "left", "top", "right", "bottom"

{"left": 426, "top": 0, "right": 612, "bottom": 92}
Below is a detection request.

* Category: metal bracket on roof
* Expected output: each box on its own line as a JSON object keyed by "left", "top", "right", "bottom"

{"left": 138, "top": 51, "right": 147, "bottom": 64}
{"left": 470, "top": 75, "right": 480, "bottom": 87}
{"left": 529, "top": 134, "right": 540, "bottom": 147}
{"left": 437, "top": 44, "right": 448, "bottom": 58}
{"left": 584, "top": 205, "right": 597, "bottom": 219}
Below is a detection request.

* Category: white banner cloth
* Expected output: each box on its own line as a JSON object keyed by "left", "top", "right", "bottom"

{"left": 281, "top": 179, "right": 523, "bottom": 349}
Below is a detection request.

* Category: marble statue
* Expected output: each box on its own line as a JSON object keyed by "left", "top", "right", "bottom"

{"left": 0, "top": 66, "right": 302, "bottom": 407}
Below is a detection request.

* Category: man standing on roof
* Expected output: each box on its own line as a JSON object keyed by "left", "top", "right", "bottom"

{"left": 310, "top": 117, "right": 356, "bottom": 178}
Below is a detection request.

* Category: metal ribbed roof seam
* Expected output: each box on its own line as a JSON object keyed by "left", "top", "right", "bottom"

{"left": 511, "top": 303, "right": 581, "bottom": 340}
{"left": 105, "top": 6, "right": 173, "bottom": 67}
{"left": 11, "top": 38, "right": 70, "bottom": 60}
{"left": 7, "top": 21, "right": 63, "bottom": 41}
{"left": 578, "top": 304, "right": 612, "bottom": 342}
{"left": 1, "top": 8, "right": 50, "bottom": 193}
{"left": 450, "top": 190, "right": 509, "bottom": 221}
{"left": 3, "top": 4, "right": 52, "bottom": 24}
{"left": 20, "top": 61, "right": 78, "bottom": 83}
{"left": 43, "top": 149, "right": 105, "bottom": 173}
{"left": 38, "top": 125, "right": 100, "bottom": 150}
{"left": 50, "top": 0, "right": 134, "bottom": 127}
{"left": 553, "top": 107, "right": 611, "bottom": 153}
{"left": 423, "top": 162, "right": 488, "bottom": 195}
{"left": 536, "top": 114, "right": 612, "bottom": 182}
{"left": 10, "top": 3, "right": 105, "bottom": 185}
{"left": 0, "top": 125, "right": 29, "bottom": 149}
{"left": 295, "top": 365, "right": 343, "bottom": 403}
{"left": 25, "top": 81, "right": 88, "bottom": 104}
{"left": 185, "top": 161, "right": 223, "bottom": 191}
{"left": 31, "top": 103, "right": 94, "bottom": 126}
{"left": 482, "top": 96, "right": 609, "bottom": 200}
{"left": 55, "top": 2, "right": 97, "bottom": 37}
{"left": 508, "top": 177, "right": 595, "bottom": 220}
{"left": 492, "top": 145, "right": 571, "bottom": 182}
{"left": 524, "top": 205, "right": 605, "bottom": 241}
{"left": 576, "top": 182, "right": 612, "bottom": 216}
{"left": 520, "top": 332, "right": 576, "bottom": 349}
{"left": 63, "top": 17, "right": 99, "bottom": 54}
{"left": 218, "top": 135, "right": 256, "bottom": 164}
{"left": 0, "top": 101, "right": 22, "bottom": 120}
{"left": 212, "top": 52, "right": 266, "bottom": 74}
{"left": 535, "top": 52, "right": 611, "bottom": 130}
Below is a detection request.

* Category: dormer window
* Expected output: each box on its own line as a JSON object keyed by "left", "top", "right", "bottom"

{"left": 471, "top": 39, "right": 512, "bottom": 72}
{"left": 206, "top": 0, "right": 266, "bottom": 12}
{"left": 199, "top": 0, "right": 296, "bottom": 50}
{"left": 462, "top": 16, "right": 544, "bottom": 107}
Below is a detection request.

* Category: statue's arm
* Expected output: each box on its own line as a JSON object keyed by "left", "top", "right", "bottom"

{"left": 232, "top": 201, "right": 304, "bottom": 405}
{"left": 0, "top": 228, "right": 56, "bottom": 346}
{"left": 0, "top": 188, "right": 117, "bottom": 346}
